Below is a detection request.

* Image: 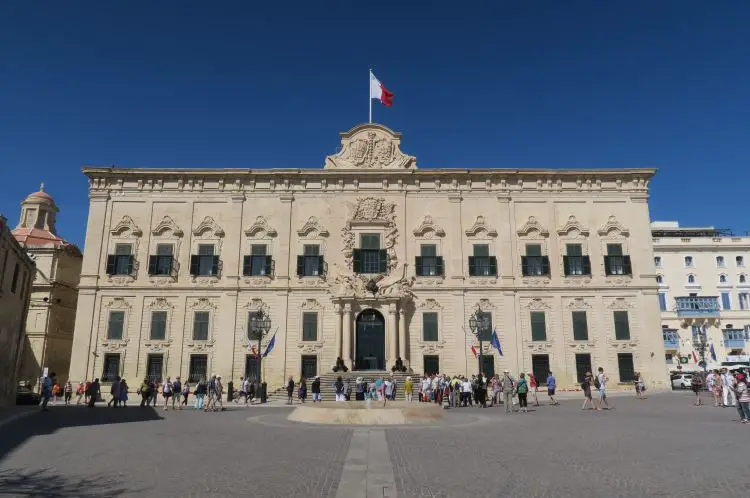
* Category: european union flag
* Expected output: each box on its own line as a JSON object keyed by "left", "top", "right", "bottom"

{"left": 262, "top": 333, "right": 276, "bottom": 358}
{"left": 709, "top": 342, "right": 717, "bottom": 362}
{"left": 491, "top": 329, "right": 503, "bottom": 356}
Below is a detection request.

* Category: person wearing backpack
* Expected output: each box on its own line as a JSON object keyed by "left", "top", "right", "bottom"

{"left": 162, "top": 376, "right": 173, "bottom": 411}
{"left": 596, "top": 367, "right": 612, "bottom": 410}
{"left": 171, "top": 376, "right": 183, "bottom": 410}
{"left": 581, "top": 372, "right": 595, "bottom": 410}
{"left": 516, "top": 372, "right": 529, "bottom": 413}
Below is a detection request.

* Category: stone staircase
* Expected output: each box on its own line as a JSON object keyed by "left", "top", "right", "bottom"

{"left": 266, "top": 370, "right": 417, "bottom": 402}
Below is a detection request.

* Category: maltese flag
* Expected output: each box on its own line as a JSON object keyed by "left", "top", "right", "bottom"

{"left": 471, "top": 345, "right": 478, "bottom": 359}
{"left": 370, "top": 71, "right": 394, "bottom": 107}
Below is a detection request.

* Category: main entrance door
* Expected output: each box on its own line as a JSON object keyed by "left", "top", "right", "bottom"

{"left": 355, "top": 309, "right": 386, "bottom": 370}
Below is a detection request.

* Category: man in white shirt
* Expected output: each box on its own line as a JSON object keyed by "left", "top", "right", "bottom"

{"left": 461, "top": 378, "right": 472, "bottom": 407}
{"left": 722, "top": 369, "right": 736, "bottom": 407}
{"left": 596, "top": 367, "right": 612, "bottom": 410}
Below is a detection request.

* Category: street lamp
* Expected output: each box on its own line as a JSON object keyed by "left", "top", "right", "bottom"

{"left": 693, "top": 325, "right": 709, "bottom": 376}
{"left": 468, "top": 311, "right": 490, "bottom": 376}
{"left": 248, "top": 310, "right": 272, "bottom": 400}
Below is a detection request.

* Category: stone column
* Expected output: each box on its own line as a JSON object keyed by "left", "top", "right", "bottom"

{"left": 388, "top": 303, "right": 398, "bottom": 370}
{"left": 333, "top": 303, "right": 342, "bottom": 361}
{"left": 342, "top": 303, "right": 352, "bottom": 369}
{"left": 398, "top": 305, "right": 408, "bottom": 367}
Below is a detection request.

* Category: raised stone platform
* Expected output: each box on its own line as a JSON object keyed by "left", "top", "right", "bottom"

{"left": 287, "top": 401, "right": 443, "bottom": 425}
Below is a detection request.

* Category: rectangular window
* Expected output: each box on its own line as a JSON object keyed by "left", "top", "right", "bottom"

{"left": 420, "top": 244, "right": 437, "bottom": 257}
{"left": 567, "top": 244, "right": 583, "bottom": 257}
{"left": 245, "top": 355, "right": 259, "bottom": 382}
{"left": 357, "top": 234, "right": 383, "bottom": 274}
{"left": 102, "top": 353, "right": 120, "bottom": 382}
{"left": 188, "top": 354, "right": 208, "bottom": 383}
{"left": 481, "top": 355, "right": 495, "bottom": 378}
{"left": 564, "top": 244, "right": 589, "bottom": 276}
{"left": 115, "top": 243, "right": 132, "bottom": 255}
{"left": 150, "top": 311, "right": 167, "bottom": 341}
{"left": 423, "top": 355, "right": 440, "bottom": 375}
{"left": 522, "top": 244, "right": 548, "bottom": 276}
{"left": 575, "top": 353, "right": 592, "bottom": 384}
{"left": 613, "top": 310, "right": 631, "bottom": 340}
{"left": 572, "top": 311, "right": 588, "bottom": 340}
{"left": 526, "top": 244, "right": 542, "bottom": 256}
{"left": 157, "top": 244, "right": 173, "bottom": 256}
{"left": 476, "top": 311, "right": 492, "bottom": 341}
{"left": 469, "top": 244, "right": 496, "bottom": 276}
{"left": 531, "top": 355, "right": 550, "bottom": 386}
{"left": 422, "top": 312, "right": 439, "bottom": 341}
{"left": 146, "top": 354, "right": 164, "bottom": 383}
{"left": 198, "top": 244, "right": 214, "bottom": 256}
{"left": 416, "top": 244, "right": 442, "bottom": 276}
{"left": 665, "top": 353, "right": 673, "bottom": 365}
{"left": 193, "top": 244, "right": 218, "bottom": 276}
{"left": 740, "top": 293, "right": 750, "bottom": 311}
{"left": 302, "top": 312, "right": 318, "bottom": 341}
{"left": 302, "top": 244, "right": 322, "bottom": 276}
{"left": 248, "top": 244, "right": 271, "bottom": 276}
{"left": 251, "top": 244, "right": 267, "bottom": 256}
{"left": 193, "top": 311, "right": 210, "bottom": 341}
{"left": 658, "top": 293, "right": 667, "bottom": 311}
{"left": 654, "top": 256, "right": 662, "bottom": 268}
{"left": 107, "top": 243, "right": 134, "bottom": 276}
{"left": 473, "top": 244, "right": 489, "bottom": 257}
{"left": 150, "top": 243, "right": 174, "bottom": 276}
{"left": 721, "top": 292, "right": 731, "bottom": 310}
{"left": 360, "top": 234, "right": 381, "bottom": 250}
{"left": 303, "top": 244, "right": 320, "bottom": 256}
{"left": 301, "top": 355, "right": 318, "bottom": 379}
{"left": 107, "top": 311, "right": 125, "bottom": 340}
{"left": 617, "top": 353, "right": 635, "bottom": 383}
{"left": 607, "top": 244, "right": 623, "bottom": 256}
{"left": 530, "top": 311, "right": 546, "bottom": 341}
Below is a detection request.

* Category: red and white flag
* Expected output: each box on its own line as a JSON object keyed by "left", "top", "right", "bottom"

{"left": 370, "top": 71, "right": 394, "bottom": 107}
{"left": 471, "top": 345, "right": 478, "bottom": 358}
{"left": 692, "top": 351, "right": 699, "bottom": 363}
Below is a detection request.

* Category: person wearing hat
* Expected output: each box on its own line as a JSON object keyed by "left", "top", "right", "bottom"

{"left": 311, "top": 375, "right": 322, "bottom": 402}
{"left": 500, "top": 370, "right": 515, "bottom": 413}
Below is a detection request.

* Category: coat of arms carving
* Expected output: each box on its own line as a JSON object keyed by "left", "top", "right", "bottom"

{"left": 325, "top": 124, "right": 416, "bottom": 170}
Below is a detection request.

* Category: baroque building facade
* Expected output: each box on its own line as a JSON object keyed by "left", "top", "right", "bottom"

{"left": 12, "top": 185, "right": 82, "bottom": 388}
{"left": 69, "top": 124, "right": 667, "bottom": 390}
{"left": 652, "top": 221, "right": 750, "bottom": 371}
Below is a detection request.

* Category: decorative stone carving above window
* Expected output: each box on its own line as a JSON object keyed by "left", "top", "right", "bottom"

{"left": 341, "top": 196, "right": 398, "bottom": 272}
{"left": 567, "top": 297, "right": 592, "bottom": 310}
{"left": 105, "top": 297, "right": 131, "bottom": 310}
{"left": 324, "top": 123, "right": 417, "bottom": 170}
{"left": 413, "top": 215, "right": 446, "bottom": 238}
{"left": 193, "top": 216, "right": 225, "bottom": 237}
{"left": 556, "top": 216, "right": 589, "bottom": 237}
{"left": 465, "top": 216, "right": 497, "bottom": 238}
{"left": 110, "top": 215, "right": 143, "bottom": 236}
{"left": 297, "top": 217, "right": 329, "bottom": 238}
{"left": 245, "top": 216, "right": 278, "bottom": 238}
{"left": 151, "top": 216, "right": 184, "bottom": 237}
{"left": 598, "top": 215, "right": 629, "bottom": 237}
{"left": 523, "top": 297, "right": 551, "bottom": 310}
{"left": 418, "top": 298, "right": 443, "bottom": 310}
{"left": 516, "top": 216, "right": 549, "bottom": 237}
{"left": 474, "top": 298, "right": 495, "bottom": 313}
{"left": 607, "top": 297, "right": 634, "bottom": 310}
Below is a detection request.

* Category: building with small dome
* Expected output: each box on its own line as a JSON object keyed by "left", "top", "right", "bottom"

{"left": 12, "top": 184, "right": 82, "bottom": 388}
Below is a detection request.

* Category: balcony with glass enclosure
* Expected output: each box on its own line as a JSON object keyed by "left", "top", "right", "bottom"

{"left": 723, "top": 329, "right": 747, "bottom": 349}
{"left": 662, "top": 329, "right": 680, "bottom": 349}
{"left": 674, "top": 296, "right": 720, "bottom": 317}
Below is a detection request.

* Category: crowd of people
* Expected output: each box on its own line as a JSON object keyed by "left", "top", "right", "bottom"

{"left": 689, "top": 368, "right": 750, "bottom": 422}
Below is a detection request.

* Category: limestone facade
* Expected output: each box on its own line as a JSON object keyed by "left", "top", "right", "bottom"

{"left": 0, "top": 215, "right": 35, "bottom": 406}
{"left": 69, "top": 124, "right": 667, "bottom": 391}
{"left": 652, "top": 221, "right": 750, "bottom": 371}
{"left": 12, "top": 186, "right": 82, "bottom": 387}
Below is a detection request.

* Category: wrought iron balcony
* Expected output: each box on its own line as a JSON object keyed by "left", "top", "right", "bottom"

{"left": 662, "top": 330, "right": 680, "bottom": 349}
{"left": 723, "top": 329, "right": 747, "bottom": 349}
{"left": 674, "top": 296, "right": 720, "bottom": 317}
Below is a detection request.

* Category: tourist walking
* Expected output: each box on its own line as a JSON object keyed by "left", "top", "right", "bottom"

{"left": 711, "top": 370, "right": 724, "bottom": 407}
{"left": 87, "top": 378, "right": 101, "bottom": 407}
{"left": 40, "top": 372, "right": 55, "bottom": 411}
{"left": 404, "top": 376, "right": 413, "bottom": 402}
{"left": 149, "top": 379, "right": 158, "bottom": 406}
{"left": 139, "top": 378, "right": 150, "bottom": 407}
{"left": 298, "top": 376, "right": 307, "bottom": 403}
{"left": 63, "top": 380, "right": 73, "bottom": 405}
{"left": 171, "top": 377, "right": 183, "bottom": 410}
{"left": 346, "top": 378, "right": 353, "bottom": 401}
{"left": 311, "top": 376, "right": 321, "bottom": 402}
{"left": 214, "top": 375, "right": 224, "bottom": 411}
{"left": 162, "top": 376, "right": 173, "bottom": 411}
{"left": 581, "top": 372, "right": 595, "bottom": 410}
{"left": 634, "top": 372, "right": 646, "bottom": 399}
{"left": 500, "top": 370, "right": 515, "bottom": 413}
{"left": 194, "top": 378, "right": 207, "bottom": 410}
{"left": 287, "top": 376, "right": 295, "bottom": 404}
{"left": 722, "top": 369, "right": 736, "bottom": 407}
{"left": 516, "top": 373, "right": 529, "bottom": 412}
{"left": 732, "top": 373, "right": 750, "bottom": 422}
{"left": 528, "top": 372, "right": 539, "bottom": 407}
{"left": 335, "top": 376, "right": 345, "bottom": 402}
{"left": 238, "top": 377, "right": 247, "bottom": 404}
{"left": 182, "top": 381, "right": 190, "bottom": 406}
{"left": 384, "top": 377, "right": 394, "bottom": 401}
{"left": 75, "top": 381, "right": 86, "bottom": 405}
{"left": 596, "top": 367, "right": 612, "bottom": 410}
{"left": 108, "top": 376, "right": 121, "bottom": 407}
{"left": 691, "top": 371, "right": 704, "bottom": 406}
{"left": 546, "top": 371, "right": 559, "bottom": 406}
{"left": 119, "top": 379, "right": 129, "bottom": 407}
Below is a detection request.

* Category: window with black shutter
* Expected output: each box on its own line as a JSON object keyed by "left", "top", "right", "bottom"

{"left": 613, "top": 310, "right": 631, "bottom": 340}
{"left": 530, "top": 311, "right": 547, "bottom": 341}
{"left": 149, "top": 244, "right": 174, "bottom": 276}
{"left": 150, "top": 311, "right": 167, "bottom": 340}
{"left": 188, "top": 354, "right": 208, "bottom": 383}
{"left": 248, "top": 244, "right": 271, "bottom": 276}
{"left": 102, "top": 353, "right": 121, "bottom": 382}
{"left": 107, "top": 311, "right": 125, "bottom": 340}
{"left": 357, "top": 234, "right": 383, "bottom": 273}
{"left": 522, "top": 244, "right": 549, "bottom": 276}
{"left": 572, "top": 311, "right": 589, "bottom": 340}
{"left": 416, "top": 244, "right": 442, "bottom": 276}
{"left": 302, "top": 312, "right": 318, "bottom": 341}
{"left": 107, "top": 244, "right": 134, "bottom": 275}
{"left": 564, "top": 244, "right": 590, "bottom": 276}
{"left": 422, "top": 312, "right": 439, "bottom": 341}
{"left": 470, "top": 244, "right": 496, "bottom": 276}
{"left": 604, "top": 244, "right": 631, "bottom": 276}
{"left": 298, "top": 244, "right": 323, "bottom": 277}
{"left": 617, "top": 353, "right": 635, "bottom": 382}
{"left": 192, "top": 244, "right": 218, "bottom": 276}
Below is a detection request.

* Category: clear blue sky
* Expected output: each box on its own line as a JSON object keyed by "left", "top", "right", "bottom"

{"left": 2, "top": 1, "right": 749, "bottom": 248}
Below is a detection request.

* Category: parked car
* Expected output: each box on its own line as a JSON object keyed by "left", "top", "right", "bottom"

{"left": 16, "top": 381, "right": 41, "bottom": 406}
{"left": 671, "top": 373, "right": 693, "bottom": 389}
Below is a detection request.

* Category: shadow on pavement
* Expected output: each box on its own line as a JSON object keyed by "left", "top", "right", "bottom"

{"left": 0, "top": 406, "right": 162, "bottom": 464}
{"left": 0, "top": 467, "right": 133, "bottom": 497}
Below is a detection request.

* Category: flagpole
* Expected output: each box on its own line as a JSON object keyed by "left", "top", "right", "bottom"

{"left": 368, "top": 69, "right": 372, "bottom": 124}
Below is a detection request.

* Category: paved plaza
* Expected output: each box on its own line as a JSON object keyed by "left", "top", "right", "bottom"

{"left": 0, "top": 392, "right": 748, "bottom": 497}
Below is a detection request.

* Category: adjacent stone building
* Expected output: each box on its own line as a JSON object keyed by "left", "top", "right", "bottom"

{"left": 12, "top": 185, "right": 82, "bottom": 387}
{"left": 0, "top": 214, "right": 35, "bottom": 406}
{"left": 69, "top": 123, "right": 667, "bottom": 391}
{"left": 652, "top": 221, "right": 750, "bottom": 371}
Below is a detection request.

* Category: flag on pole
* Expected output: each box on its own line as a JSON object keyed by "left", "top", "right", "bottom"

{"left": 471, "top": 345, "right": 478, "bottom": 358}
{"left": 490, "top": 329, "right": 504, "bottom": 356}
{"left": 709, "top": 343, "right": 717, "bottom": 361}
{"left": 262, "top": 333, "right": 276, "bottom": 358}
{"left": 692, "top": 351, "right": 699, "bottom": 363}
{"left": 370, "top": 71, "right": 394, "bottom": 107}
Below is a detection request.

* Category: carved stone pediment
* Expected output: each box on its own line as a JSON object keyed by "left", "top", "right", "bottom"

{"left": 342, "top": 197, "right": 398, "bottom": 272}
{"left": 465, "top": 216, "right": 497, "bottom": 238}
{"left": 413, "top": 215, "right": 446, "bottom": 238}
{"left": 324, "top": 123, "right": 416, "bottom": 170}
{"left": 245, "top": 216, "right": 278, "bottom": 238}
{"left": 193, "top": 216, "right": 225, "bottom": 237}
{"left": 517, "top": 216, "right": 549, "bottom": 237}
{"left": 557, "top": 216, "right": 589, "bottom": 236}
{"left": 598, "top": 215, "right": 629, "bottom": 237}
{"left": 152, "top": 216, "right": 183, "bottom": 236}
{"left": 297, "top": 217, "right": 329, "bottom": 238}
{"left": 110, "top": 215, "right": 142, "bottom": 236}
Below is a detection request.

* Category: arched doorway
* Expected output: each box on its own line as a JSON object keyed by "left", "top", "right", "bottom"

{"left": 355, "top": 309, "right": 386, "bottom": 370}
